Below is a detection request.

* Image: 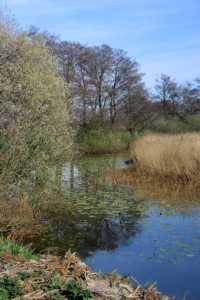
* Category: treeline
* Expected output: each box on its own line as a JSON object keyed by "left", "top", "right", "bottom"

{"left": 152, "top": 74, "right": 200, "bottom": 133}
{"left": 28, "top": 26, "right": 200, "bottom": 135}
{"left": 26, "top": 26, "right": 151, "bottom": 135}
{"left": 53, "top": 41, "right": 150, "bottom": 134}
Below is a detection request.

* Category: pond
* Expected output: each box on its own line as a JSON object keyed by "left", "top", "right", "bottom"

{"left": 29, "top": 153, "right": 200, "bottom": 300}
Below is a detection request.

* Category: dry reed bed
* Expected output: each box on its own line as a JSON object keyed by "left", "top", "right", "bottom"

{"left": 130, "top": 132, "right": 200, "bottom": 182}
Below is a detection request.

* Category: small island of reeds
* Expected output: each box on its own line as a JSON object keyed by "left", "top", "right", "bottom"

{"left": 115, "top": 132, "right": 200, "bottom": 198}
{"left": 130, "top": 132, "right": 200, "bottom": 182}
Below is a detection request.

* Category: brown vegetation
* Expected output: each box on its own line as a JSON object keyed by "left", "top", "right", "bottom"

{"left": 109, "top": 133, "right": 200, "bottom": 200}
{"left": 0, "top": 248, "right": 175, "bottom": 300}
{"left": 0, "top": 190, "right": 50, "bottom": 240}
{"left": 130, "top": 132, "right": 200, "bottom": 182}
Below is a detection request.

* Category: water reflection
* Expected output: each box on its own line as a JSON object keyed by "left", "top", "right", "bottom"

{"left": 48, "top": 207, "right": 142, "bottom": 258}
{"left": 31, "top": 154, "right": 147, "bottom": 256}
{"left": 28, "top": 153, "right": 200, "bottom": 300}
{"left": 60, "top": 155, "right": 146, "bottom": 257}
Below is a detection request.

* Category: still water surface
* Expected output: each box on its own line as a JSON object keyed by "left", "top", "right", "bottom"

{"left": 31, "top": 153, "right": 200, "bottom": 300}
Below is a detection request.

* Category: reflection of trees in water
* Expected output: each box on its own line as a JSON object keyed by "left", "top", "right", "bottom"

{"left": 50, "top": 206, "right": 143, "bottom": 258}
{"left": 33, "top": 155, "right": 146, "bottom": 256}
{"left": 61, "top": 155, "right": 127, "bottom": 195}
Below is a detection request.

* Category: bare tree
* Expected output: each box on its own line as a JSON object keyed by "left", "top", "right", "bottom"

{"left": 54, "top": 41, "right": 148, "bottom": 131}
{"left": 155, "top": 74, "right": 182, "bottom": 117}
{"left": 180, "top": 81, "right": 200, "bottom": 117}
{"left": 120, "top": 83, "right": 154, "bottom": 135}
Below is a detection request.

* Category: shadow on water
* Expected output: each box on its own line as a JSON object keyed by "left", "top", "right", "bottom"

{"left": 28, "top": 153, "right": 200, "bottom": 300}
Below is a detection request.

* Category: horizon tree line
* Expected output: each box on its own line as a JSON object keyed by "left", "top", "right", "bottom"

{"left": 39, "top": 30, "right": 200, "bottom": 134}
{"left": 4, "top": 17, "right": 200, "bottom": 138}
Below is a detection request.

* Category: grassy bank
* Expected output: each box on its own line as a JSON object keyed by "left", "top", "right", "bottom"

{"left": 76, "top": 127, "right": 132, "bottom": 154}
{"left": 130, "top": 132, "right": 200, "bottom": 183}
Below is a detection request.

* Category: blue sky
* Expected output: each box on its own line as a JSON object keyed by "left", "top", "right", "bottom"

{"left": 3, "top": 0, "right": 200, "bottom": 90}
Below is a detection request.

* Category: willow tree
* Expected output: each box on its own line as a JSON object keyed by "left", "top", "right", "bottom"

{"left": 0, "top": 8, "right": 73, "bottom": 184}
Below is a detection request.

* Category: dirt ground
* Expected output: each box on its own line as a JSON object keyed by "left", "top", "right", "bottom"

{"left": 0, "top": 248, "right": 176, "bottom": 300}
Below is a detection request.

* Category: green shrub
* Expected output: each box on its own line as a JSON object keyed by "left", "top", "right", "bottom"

{"left": 77, "top": 127, "right": 131, "bottom": 154}
{"left": 186, "top": 113, "right": 200, "bottom": 131}
{"left": 0, "top": 239, "right": 38, "bottom": 260}
{"left": 62, "top": 280, "right": 92, "bottom": 300}
{"left": 0, "top": 275, "right": 21, "bottom": 299}
{"left": 150, "top": 117, "right": 190, "bottom": 134}
{"left": 0, "top": 8, "right": 73, "bottom": 184}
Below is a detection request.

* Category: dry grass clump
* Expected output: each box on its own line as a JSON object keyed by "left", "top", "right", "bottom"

{"left": 130, "top": 132, "right": 200, "bottom": 183}
{"left": 0, "top": 190, "right": 48, "bottom": 240}
{"left": 109, "top": 132, "right": 200, "bottom": 200}
{"left": 111, "top": 166, "right": 200, "bottom": 201}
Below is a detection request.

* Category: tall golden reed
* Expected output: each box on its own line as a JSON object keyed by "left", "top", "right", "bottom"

{"left": 130, "top": 133, "right": 200, "bottom": 182}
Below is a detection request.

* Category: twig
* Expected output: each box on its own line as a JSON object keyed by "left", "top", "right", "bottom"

{"left": 110, "top": 269, "right": 117, "bottom": 274}
{"left": 130, "top": 275, "right": 140, "bottom": 287}
{"left": 147, "top": 281, "right": 157, "bottom": 291}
